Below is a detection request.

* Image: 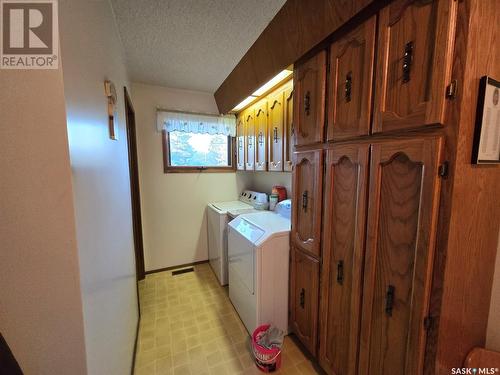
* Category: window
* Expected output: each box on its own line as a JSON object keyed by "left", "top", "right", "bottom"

{"left": 162, "top": 130, "right": 234, "bottom": 172}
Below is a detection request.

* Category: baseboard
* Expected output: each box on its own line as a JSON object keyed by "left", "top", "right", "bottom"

{"left": 130, "top": 314, "right": 141, "bottom": 375}
{"left": 144, "top": 260, "right": 209, "bottom": 275}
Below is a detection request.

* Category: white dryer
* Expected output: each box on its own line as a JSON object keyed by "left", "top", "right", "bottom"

{"left": 207, "top": 190, "right": 268, "bottom": 285}
{"left": 227, "top": 200, "right": 292, "bottom": 334}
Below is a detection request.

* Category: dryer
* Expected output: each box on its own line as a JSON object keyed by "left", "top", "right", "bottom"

{"left": 227, "top": 200, "right": 292, "bottom": 334}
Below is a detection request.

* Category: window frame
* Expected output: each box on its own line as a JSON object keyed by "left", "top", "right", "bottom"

{"left": 162, "top": 130, "right": 236, "bottom": 173}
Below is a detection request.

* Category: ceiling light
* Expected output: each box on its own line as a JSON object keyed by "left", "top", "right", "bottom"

{"left": 251, "top": 69, "right": 293, "bottom": 96}
{"left": 232, "top": 96, "right": 257, "bottom": 112}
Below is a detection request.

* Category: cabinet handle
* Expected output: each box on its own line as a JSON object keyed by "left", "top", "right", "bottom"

{"left": 273, "top": 127, "right": 278, "bottom": 143}
{"left": 258, "top": 132, "right": 263, "bottom": 146}
{"left": 302, "top": 190, "right": 308, "bottom": 211}
{"left": 345, "top": 72, "right": 352, "bottom": 102}
{"left": 248, "top": 137, "right": 253, "bottom": 147}
{"left": 238, "top": 139, "right": 242, "bottom": 149}
{"left": 385, "top": 285, "right": 395, "bottom": 316}
{"left": 402, "top": 41, "right": 414, "bottom": 83}
{"left": 304, "top": 91, "right": 311, "bottom": 116}
{"left": 300, "top": 288, "right": 305, "bottom": 309}
{"left": 337, "top": 260, "right": 344, "bottom": 285}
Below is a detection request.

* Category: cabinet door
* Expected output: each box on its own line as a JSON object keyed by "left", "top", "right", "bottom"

{"left": 244, "top": 108, "right": 255, "bottom": 170}
{"left": 358, "top": 137, "right": 444, "bottom": 375}
{"left": 254, "top": 100, "right": 268, "bottom": 171}
{"left": 236, "top": 113, "right": 245, "bottom": 170}
{"left": 327, "top": 16, "right": 376, "bottom": 141}
{"left": 373, "top": 0, "right": 457, "bottom": 133}
{"left": 290, "top": 247, "right": 319, "bottom": 356}
{"left": 294, "top": 51, "right": 326, "bottom": 146}
{"left": 268, "top": 88, "right": 284, "bottom": 171}
{"left": 291, "top": 150, "right": 323, "bottom": 257}
{"left": 284, "top": 84, "right": 294, "bottom": 172}
{"left": 319, "top": 144, "right": 369, "bottom": 375}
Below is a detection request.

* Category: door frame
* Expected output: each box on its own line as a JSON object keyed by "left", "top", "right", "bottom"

{"left": 124, "top": 87, "right": 146, "bottom": 282}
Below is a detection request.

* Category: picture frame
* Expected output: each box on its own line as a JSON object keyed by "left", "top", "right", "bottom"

{"left": 471, "top": 76, "right": 500, "bottom": 164}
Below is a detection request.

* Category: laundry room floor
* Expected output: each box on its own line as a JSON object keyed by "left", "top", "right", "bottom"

{"left": 134, "top": 263, "right": 320, "bottom": 375}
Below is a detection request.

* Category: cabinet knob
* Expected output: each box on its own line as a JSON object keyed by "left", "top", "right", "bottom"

{"left": 402, "top": 41, "right": 414, "bottom": 83}
{"left": 258, "top": 132, "right": 264, "bottom": 146}
{"left": 345, "top": 72, "right": 352, "bottom": 102}
{"left": 273, "top": 127, "right": 278, "bottom": 143}
{"left": 300, "top": 288, "right": 305, "bottom": 308}
{"left": 385, "top": 285, "right": 395, "bottom": 316}
{"left": 302, "top": 190, "right": 309, "bottom": 211}
{"left": 304, "top": 91, "right": 311, "bottom": 116}
{"left": 337, "top": 260, "right": 344, "bottom": 285}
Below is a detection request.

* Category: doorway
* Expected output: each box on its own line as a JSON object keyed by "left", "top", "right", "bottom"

{"left": 124, "top": 87, "right": 145, "bottom": 281}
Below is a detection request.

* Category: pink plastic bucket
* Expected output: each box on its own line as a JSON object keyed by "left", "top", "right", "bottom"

{"left": 251, "top": 324, "right": 282, "bottom": 373}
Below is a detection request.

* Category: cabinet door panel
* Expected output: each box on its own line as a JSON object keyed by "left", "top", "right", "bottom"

{"left": 290, "top": 248, "right": 319, "bottom": 356}
{"left": 319, "top": 144, "right": 369, "bottom": 375}
{"left": 268, "top": 89, "right": 284, "bottom": 171}
{"left": 254, "top": 100, "right": 268, "bottom": 171}
{"left": 291, "top": 150, "right": 323, "bottom": 257}
{"left": 328, "top": 16, "right": 375, "bottom": 141}
{"left": 284, "top": 85, "right": 294, "bottom": 172}
{"left": 373, "top": 0, "right": 457, "bottom": 133}
{"left": 244, "top": 109, "right": 255, "bottom": 170}
{"left": 236, "top": 113, "right": 245, "bottom": 170}
{"left": 359, "top": 137, "right": 443, "bottom": 375}
{"left": 294, "top": 51, "right": 326, "bottom": 146}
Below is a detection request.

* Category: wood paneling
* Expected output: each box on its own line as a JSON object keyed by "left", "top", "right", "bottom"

{"left": 359, "top": 136, "right": 443, "bottom": 375}
{"left": 268, "top": 88, "right": 284, "bottom": 171}
{"left": 327, "top": 16, "right": 376, "bottom": 141}
{"left": 373, "top": 0, "right": 458, "bottom": 133}
{"left": 244, "top": 108, "right": 255, "bottom": 170}
{"left": 294, "top": 51, "right": 327, "bottom": 146}
{"left": 290, "top": 247, "right": 320, "bottom": 356}
{"left": 291, "top": 150, "right": 323, "bottom": 257}
{"left": 214, "top": 0, "right": 374, "bottom": 114}
{"left": 254, "top": 99, "right": 268, "bottom": 171}
{"left": 319, "top": 144, "right": 369, "bottom": 375}
{"left": 284, "top": 84, "right": 294, "bottom": 171}
{"left": 236, "top": 113, "right": 245, "bottom": 170}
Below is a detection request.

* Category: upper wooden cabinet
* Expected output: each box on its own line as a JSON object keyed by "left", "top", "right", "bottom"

{"left": 244, "top": 108, "right": 255, "bottom": 170}
{"left": 291, "top": 150, "right": 323, "bottom": 258}
{"left": 358, "top": 136, "right": 443, "bottom": 375}
{"left": 327, "top": 16, "right": 376, "bottom": 141}
{"left": 290, "top": 247, "right": 320, "bottom": 356}
{"left": 268, "top": 88, "right": 284, "bottom": 172}
{"left": 319, "top": 144, "right": 369, "bottom": 375}
{"left": 294, "top": 51, "right": 327, "bottom": 146}
{"left": 284, "top": 84, "right": 294, "bottom": 171}
{"left": 373, "top": 0, "right": 457, "bottom": 133}
{"left": 254, "top": 99, "right": 268, "bottom": 171}
{"left": 236, "top": 113, "right": 245, "bottom": 170}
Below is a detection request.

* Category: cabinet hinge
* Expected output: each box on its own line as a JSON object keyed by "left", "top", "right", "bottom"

{"left": 424, "top": 316, "right": 433, "bottom": 331}
{"left": 446, "top": 80, "right": 458, "bottom": 99}
{"left": 438, "top": 161, "right": 449, "bottom": 178}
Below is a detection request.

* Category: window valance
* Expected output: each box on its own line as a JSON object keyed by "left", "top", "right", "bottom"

{"left": 156, "top": 109, "right": 236, "bottom": 137}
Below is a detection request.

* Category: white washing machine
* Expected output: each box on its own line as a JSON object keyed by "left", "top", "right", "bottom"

{"left": 227, "top": 200, "right": 292, "bottom": 334}
{"left": 207, "top": 190, "right": 268, "bottom": 285}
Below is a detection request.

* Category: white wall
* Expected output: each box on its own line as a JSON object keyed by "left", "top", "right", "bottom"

{"left": 0, "top": 67, "right": 87, "bottom": 372}
{"left": 59, "top": 1, "right": 138, "bottom": 374}
{"left": 132, "top": 83, "right": 253, "bottom": 271}
{"left": 244, "top": 171, "right": 292, "bottom": 198}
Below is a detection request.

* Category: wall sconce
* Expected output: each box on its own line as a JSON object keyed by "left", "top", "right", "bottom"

{"left": 104, "top": 80, "right": 117, "bottom": 140}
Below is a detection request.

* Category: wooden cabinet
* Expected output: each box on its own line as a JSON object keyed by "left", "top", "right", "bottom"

{"left": 268, "top": 89, "right": 284, "bottom": 171}
{"left": 291, "top": 150, "right": 323, "bottom": 257}
{"left": 319, "top": 144, "right": 369, "bottom": 375}
{"left": 284, "top": 84, "right": 294, "bottom": 172}
{"left": 254, "top": 99, "right": 268, "bottom": 171}
{"left": 358, "top": 136, "right": 443, "bottom": 375}
{"left": 327, "top": 16, "right": 376, "bottom": 141}
{"left": 244, "top": 108, "right": 255, "bottom": 170}
{"left": 373, "top": 0, "right": 457, "bottom": 133}
{"left": 294, "top": 51, "right": 327, "bottom": 146}
{"left": 290, "top": 247, "right": 320, "bottom": 356}
{"left": 236, "top": 113, "right": 245, "bottom": 170}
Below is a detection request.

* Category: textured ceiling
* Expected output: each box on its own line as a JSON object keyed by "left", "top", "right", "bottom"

{"left": 110, "top": 0, "right": 286, "bottom": 92}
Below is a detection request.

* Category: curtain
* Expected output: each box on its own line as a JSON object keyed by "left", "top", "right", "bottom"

{"left": 156, "top": 110, "right": 236, "bottom": 136}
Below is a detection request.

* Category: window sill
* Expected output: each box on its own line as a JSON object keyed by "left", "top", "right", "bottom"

{"left": 163, "top": 166, "right": 236, "bottom": 174}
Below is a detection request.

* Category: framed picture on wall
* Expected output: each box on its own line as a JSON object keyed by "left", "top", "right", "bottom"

{"left": 472, "top": 76, "right": 500, "bottom": 164}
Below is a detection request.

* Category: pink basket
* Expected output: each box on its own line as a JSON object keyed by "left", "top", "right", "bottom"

{"left": 252, "top": 324, "right": 282, "bottom": 373}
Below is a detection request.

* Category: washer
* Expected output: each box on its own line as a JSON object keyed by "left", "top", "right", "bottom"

{"left": 227, "top": 200, "right": 292, "bottom": 334}
{"left": 207, "top": 190, "right": 268, "bottom": 285}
